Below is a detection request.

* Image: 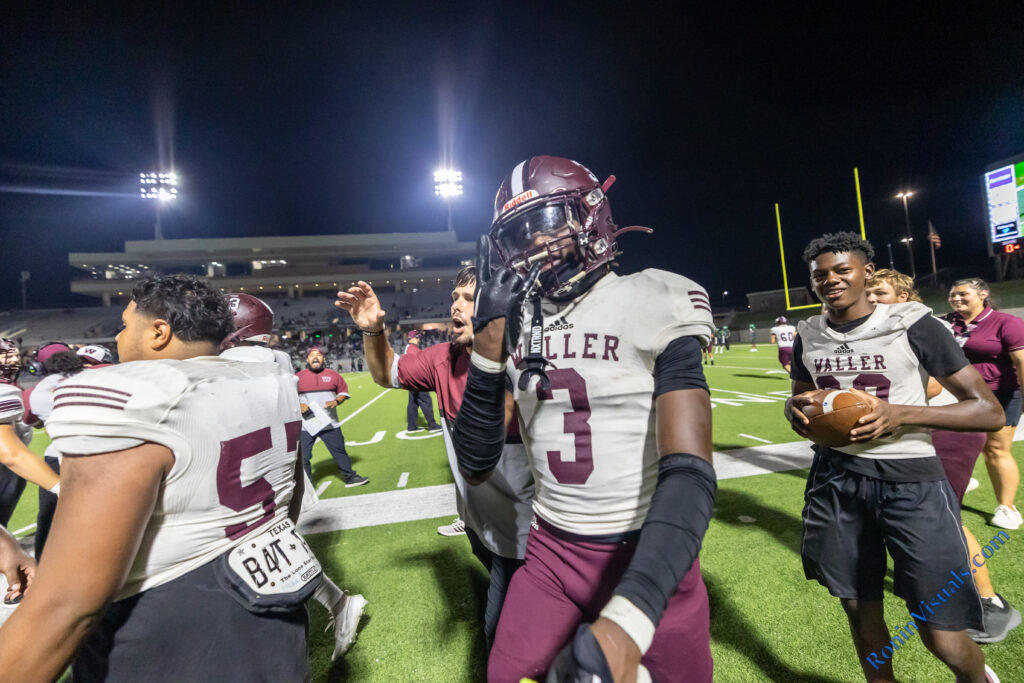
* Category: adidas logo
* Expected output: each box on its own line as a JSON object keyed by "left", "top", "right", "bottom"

{"left": 543, "top": 316, "right": 573, "bottom": 332}
{"left": 833, "top": 342, "right": 854, "bottom": 354}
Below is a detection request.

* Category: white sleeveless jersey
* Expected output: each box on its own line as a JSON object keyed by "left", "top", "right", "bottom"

{"left": 795, "top": 302, "right": 936, "bottom": 459}
{"left": 46, "top": 356, "right": 303, "bottom": 599}
{"left": 507, "top": 269, "right": 714, "bottom": 535}
{"left": 0, "top": 383, "right": 31, "bottom": 445}
{"left": 770, "top": 324, "right": 797, "bottom": 348}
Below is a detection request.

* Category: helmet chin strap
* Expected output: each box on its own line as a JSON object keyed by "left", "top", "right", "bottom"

{"left": 516, "top": 295, "right": 554, "bottom": 392}
{"left": 613, "top": 225, "right": 654, "bottom": 238}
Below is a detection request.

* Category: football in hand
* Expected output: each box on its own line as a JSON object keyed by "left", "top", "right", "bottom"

{"left": 800, "top": 389, "right": 872, "bottom": 447}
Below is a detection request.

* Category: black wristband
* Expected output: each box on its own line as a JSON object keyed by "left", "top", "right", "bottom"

{"left": 360, "top": 326, "right": 385, "bottom": 337}
{"left": 614, "top": 453, "right": 717, "bottom": 626}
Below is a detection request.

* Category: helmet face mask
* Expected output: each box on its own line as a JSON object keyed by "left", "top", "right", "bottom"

{"left": 0, "top": 338, "right": 21, "bottom": 384}
{"left": 490, "top": 156, "right": 620, "bottom": 299}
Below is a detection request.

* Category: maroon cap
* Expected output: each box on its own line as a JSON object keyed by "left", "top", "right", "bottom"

{"left": 37, "top": 343, "right": 72, "bottom": 365}
{"left": 306, "top": 346, "right": 323, "bottom": 356}
{"left": 407, "top": 330, "right": 420, "bottom": 339}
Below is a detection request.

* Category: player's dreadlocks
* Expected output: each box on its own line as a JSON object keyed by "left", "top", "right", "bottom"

{"left": 131, "top": 274, "right": 235, "bottom": 344}
{"left": 801, "top": 232, "right": 875, "bottom": 265}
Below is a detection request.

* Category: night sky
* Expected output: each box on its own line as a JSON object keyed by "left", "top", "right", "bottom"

{"left": 2, "top": 3, "right": 1023, "bottom": 310}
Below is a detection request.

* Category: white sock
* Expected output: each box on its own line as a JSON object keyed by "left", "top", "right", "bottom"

{"left": 314, "top": 575, "right": 345, "bottom": 610}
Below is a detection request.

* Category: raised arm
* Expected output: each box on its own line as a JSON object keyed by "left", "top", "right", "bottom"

{"left": 335, "top": 281, "right": 393, "bottom": 388}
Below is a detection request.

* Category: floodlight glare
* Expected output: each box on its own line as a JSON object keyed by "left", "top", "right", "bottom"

{"left": 433, "top": 168, "right": 463, "bottom": 198}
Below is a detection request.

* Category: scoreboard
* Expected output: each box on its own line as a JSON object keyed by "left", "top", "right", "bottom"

{"left": 984, "top": 154, "right": 1024, "bottom": 256}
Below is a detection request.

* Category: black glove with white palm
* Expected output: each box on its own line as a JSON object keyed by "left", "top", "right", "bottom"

{"left": 472, "top": 235, "right": 541, "bottom": 360}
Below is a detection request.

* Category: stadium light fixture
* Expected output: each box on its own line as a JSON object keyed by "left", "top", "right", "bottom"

{"left": 434, "top": 168, "right": 462, "bottom": 233}
{"left": 140, "top": 171, "right": 178, "bottom": 240}
{"left": 895, "top": 190, "right": 916, "bottom": 278}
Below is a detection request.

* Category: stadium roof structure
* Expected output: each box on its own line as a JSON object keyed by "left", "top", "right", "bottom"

{"left": 69, "top": 231, "right": 476, "bottom": 305}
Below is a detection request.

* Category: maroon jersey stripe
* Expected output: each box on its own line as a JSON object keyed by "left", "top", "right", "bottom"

{"left": 52, "top": 402, "right": 125, "bottom": 411}
{"left": 56, "top": 384, "right": 132, "bottom": 397}
{"left": 51, "top": 392, "right": 128, "bottom": 404}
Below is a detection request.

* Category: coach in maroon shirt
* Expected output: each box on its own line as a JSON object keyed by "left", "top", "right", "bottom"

{"left": 946, "top": 278, "right": 1024, "bottom": 530}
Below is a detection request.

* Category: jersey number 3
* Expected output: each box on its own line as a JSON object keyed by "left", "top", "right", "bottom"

{"left": 217, "top": 421, "right": 302, "bottom": 539}
{"left": 536, "top": 369, "right": 594, "bottom": 484}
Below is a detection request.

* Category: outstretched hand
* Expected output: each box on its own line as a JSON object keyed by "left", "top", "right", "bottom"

{"left": 335, "top": 281, "right": 386, "bottom": 332}
{"left": 0, "top": 529, "right": 34, "bottom": 603}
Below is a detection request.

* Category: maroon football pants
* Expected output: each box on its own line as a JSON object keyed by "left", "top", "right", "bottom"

{"left": 487, "top": 519, "right": 713, "bottom": 683}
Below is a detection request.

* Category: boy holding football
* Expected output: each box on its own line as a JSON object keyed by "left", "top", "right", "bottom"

{"left": 784, "top": 232, "right": 1003, "bottom": 683}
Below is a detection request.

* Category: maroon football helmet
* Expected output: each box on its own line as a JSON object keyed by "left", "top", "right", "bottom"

{"left": 222, "top": 293, "right": 275, "bottom": 348}
{"left": 489, "top": 156, "right": 651, "bottom": 297}
{"left": 775, "top": 316, "right": 787, "bottom": 325}
{"left": 0, "top": 338, "right": 21, "bottom": 384}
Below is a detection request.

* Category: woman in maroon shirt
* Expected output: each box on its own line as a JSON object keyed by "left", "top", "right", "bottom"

{"left": 946, "top": 278, "right": 1024, "bottom": 530}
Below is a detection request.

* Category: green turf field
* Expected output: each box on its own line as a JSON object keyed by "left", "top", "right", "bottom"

{"left": 8, "top": 348, "right": 1023, "bottom": 682}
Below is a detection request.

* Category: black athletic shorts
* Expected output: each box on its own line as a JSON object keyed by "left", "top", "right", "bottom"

{"left": 993, "top": 387, "right": 1022, "bottom": 427}
{"left": 800, "top": 453, "right": 983, "bottom": 631}
{"left": 73, "top": 558, "right": 310, "bottom": 682}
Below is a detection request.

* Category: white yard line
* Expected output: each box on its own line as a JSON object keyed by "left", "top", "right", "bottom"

{"left": 397, "top": 472, "right": 409, "bottom": 488}
{"left": 316, "top": 481, "right": 332, "bottom": 496}
{"left": 707, "top": 364, "right": 780, "bottom": 371}
{"left": 739, "top": 433, "right": 772, "bottom": 444}
{"left": 339, "top": 388, "right": 392, "bottom": 425}
{"left": 12, "top": 523, "right": 36, "bottom": 537}
{"left": 711, "top": 387, "right": 786, "bottom": 400}
{"left": 298, "top": 483, "right": 456, "bottom": 535}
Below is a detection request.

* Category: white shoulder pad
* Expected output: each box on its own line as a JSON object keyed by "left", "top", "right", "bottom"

{"left": 629, "top": 269, "right": 716, "bottom": 354}
{"left": 0, "top": 383, "right": 23, "bottom": 424}
{"left": 886, "top": 301, "right": 933, "bottom": 329}
{"left": 797, "top": 314, "right": 826, "bottom": 337}
{"left": 46, "top": 360, "right": 192, "bottom": 454}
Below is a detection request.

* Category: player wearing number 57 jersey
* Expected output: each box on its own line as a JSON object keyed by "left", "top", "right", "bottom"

{"left": 0, "top": 275, "right": 316, "bottom": 683}
{"left": 452, "top": 156, "right": 717, "bottom": 683}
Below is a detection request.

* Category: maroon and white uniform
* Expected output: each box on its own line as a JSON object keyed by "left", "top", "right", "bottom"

{"left": 46, "top": 357, "right": 307, "bottom": 599}
{"left": 0, "top": 383, "right": 31, "bottom": 446}
{"left": 507, "top": 270, "right": 714, "bottom": 535}
{"left": 770, "top": 323, "right": 797, "bottom": 368}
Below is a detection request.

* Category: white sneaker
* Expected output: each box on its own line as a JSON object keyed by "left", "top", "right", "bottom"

{"left": 327, "top": 593, "right": 367, "bottom": 661}
{"left": 750, "top": 348, "right": 758, "bottom": 352}
{"left": 966, "top": 477, "right": 980, "bottom": 493}
{"left": 437, "top": 517, "right": 466, "bottom": 536}
{"left": 985, "top": 664, "right": 1001, "bottom": 683}
{"left": 991, "top": 504, "right": 1023, "bottom": 530}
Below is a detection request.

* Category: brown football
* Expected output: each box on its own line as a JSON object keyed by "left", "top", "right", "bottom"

{"left": 800, "top": 389, "right": 873, "bottom": 447}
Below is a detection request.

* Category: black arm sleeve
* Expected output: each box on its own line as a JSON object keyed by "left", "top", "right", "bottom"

{"left": 907, "top": 316, "right": 969, "bottom": 378}
{"left": 790, "top": 335, "right": 813, "bottom": 383}
{"left": 654, "top": 336, "right": 709, "bottom": 397}
{"left": 450, "top": 363, "right": 506, "bottom": 480}
{"left": 613, "top": 453, "right": 717, "bottom": 626}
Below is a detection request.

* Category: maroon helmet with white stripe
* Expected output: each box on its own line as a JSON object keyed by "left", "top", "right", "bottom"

{"left": 0, "top": 338, "right": 20, "bottom": 384}
{"left": 222, "top": 293, "right": 275, "bottom": 348}
{"left": 489, "top": 156, "right": 651, "bottom": 298}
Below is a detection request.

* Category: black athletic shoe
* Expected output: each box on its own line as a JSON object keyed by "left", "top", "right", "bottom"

{"left": 428, "top": 425, "right": 442, "bottom": 432}
{"left": 344, "top": 475, "right": 370, "bottom": 488}
{"left": 967, "top": 594, "right": 1022, "bottom": 643}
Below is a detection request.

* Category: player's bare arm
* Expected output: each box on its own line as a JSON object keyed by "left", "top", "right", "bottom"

{"left": 849, "top": 364, "right": 1003, "bottom": 442}
{"left": 0, "top": 525, "right": 34, "bottom": 603}
{"left": 335, "top": 281, "right": 393, "bottom": 388}
{"left": 0, "top": 423, "right": 59, "bottom": 491}
{"left": 785, "top": 380, "right": 817, "bottom": 438}
{"left": 0, "top": 442, "right": 172, "bottom": 681}
{"left": 1011, "top": 348, "right": 1024, "bottom": 396}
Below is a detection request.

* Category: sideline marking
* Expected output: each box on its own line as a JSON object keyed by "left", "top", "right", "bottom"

{"left": 339, "top": 388, "right": 392, "bottom": 425}
{"left": 12, "top": 524, "right": 36, "bottom": 537}
{"left": 739, "top": 433, "right": 772, "bottom": 444}
{"left": 316, "top": 481, "right": 332, "bottom": 496}
{"left": 397, "top": 472, "right": 409, "bottom": 488}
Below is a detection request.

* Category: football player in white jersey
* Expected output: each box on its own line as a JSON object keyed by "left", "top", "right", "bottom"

{"left": 222, "top": 291, "right": 367, "bottom": 659}
{"left": 784, "top": 233, "right": 1003, "bottom": 683}
{"left": 0, "top": 337, "right": 60, "bottom": 528}
{"left": 450, "top": 156, "right": 717, "bottom": 682}
{"left": 769, "top": 315, "right": 797, "bottom": 372}
{"left": 0, "top": 275, "right": 318, "bottom": 682}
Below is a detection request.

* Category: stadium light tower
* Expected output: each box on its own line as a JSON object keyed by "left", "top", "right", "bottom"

{"left": 895, "top": 191, "right": 916, "bottom": 279}
{"left": 140, "top": 172, "right": 178, "bottom": 240}
{"left": 434, "top": 168, "right": 463, "bottom": 233}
